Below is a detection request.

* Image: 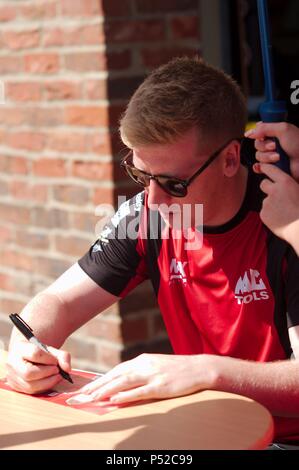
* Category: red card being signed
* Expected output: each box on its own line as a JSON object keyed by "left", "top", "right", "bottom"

{"left": 0, "top": 369, "right": 121, "bottom": 416}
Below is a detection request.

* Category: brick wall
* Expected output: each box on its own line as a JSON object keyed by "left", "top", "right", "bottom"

{"left": 0, "top": 0, "right": 201, "bottom": 372}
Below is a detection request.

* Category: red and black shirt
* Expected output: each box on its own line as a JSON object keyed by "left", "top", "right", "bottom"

{"left": 79, "top": 168, "right": 299, "bottom": 442}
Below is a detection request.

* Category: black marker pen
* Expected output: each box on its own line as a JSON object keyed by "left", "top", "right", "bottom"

{"left": 9, "top": 313, "right": 73, "bottom": 384}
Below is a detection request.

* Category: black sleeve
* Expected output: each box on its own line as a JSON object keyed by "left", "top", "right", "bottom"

{"left": 285, "top": 245, "right": 299, "bottom": 328}
{"left": 78, "top": 192, "right": 148, "bottom": 297}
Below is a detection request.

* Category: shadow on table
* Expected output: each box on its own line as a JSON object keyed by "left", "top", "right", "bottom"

{"left": 0, "top": 398, "right": 270, "bottom": 450}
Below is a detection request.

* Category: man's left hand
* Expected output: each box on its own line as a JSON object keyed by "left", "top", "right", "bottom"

{"left": 73, "top": 353, "right": 215, "bottom": 405}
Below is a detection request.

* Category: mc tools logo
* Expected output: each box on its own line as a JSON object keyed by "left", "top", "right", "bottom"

{"left": 234, "top": 269, "right": 269, "bottom": 304}
{"left": 169, "top": 258, "right": 188, "bottom": 286}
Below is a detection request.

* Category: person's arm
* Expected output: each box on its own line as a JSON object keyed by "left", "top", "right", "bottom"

{"left": 72, "top": 336, "right": 299, "bottom": 417}
{"left": 252, "top": 162, "right": 299, "bottom": 255}
{"left": 245, "top": 121, "right": 299, "bottom": 181}
{"left": 6, "top": 262, "right": 118, "bottom": 394}
{"left": 244, "top": 122, "right": 299, "bottom": 253}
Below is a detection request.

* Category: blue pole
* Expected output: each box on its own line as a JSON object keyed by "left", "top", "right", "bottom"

{"left": 256, "top": 0, "right": 290, "bottom": 173}
{"left": 257, "top": 0, "right": 275, "bottom": 101}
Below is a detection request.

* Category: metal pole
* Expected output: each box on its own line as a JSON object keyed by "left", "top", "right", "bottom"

{"left": 256, "top": 0, "right": 290, "bottom": 173}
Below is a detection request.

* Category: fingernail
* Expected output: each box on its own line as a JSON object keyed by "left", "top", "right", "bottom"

{"left": 244, "top": 129, "right": 254, "bottom": 137}
{"left": 66, "top": 394, "right": 95, "bottom": 405}
{"left": 91, "top": 391, "right": 101, "bottom": 400}
{"left": 109, "top": 395, "right": 119, "bottom": 403}
{"left": 78, "top": 386, "right": 91, "bottom": 394}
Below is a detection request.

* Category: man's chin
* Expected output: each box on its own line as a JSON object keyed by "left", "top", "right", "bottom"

{"left": 159, "top": 211, "right": 193, "bottom": 230}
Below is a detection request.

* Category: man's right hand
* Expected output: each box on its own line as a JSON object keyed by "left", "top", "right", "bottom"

{"left": 245, "top": 122, "right": 299, "bottom": 182}
{"left": 6, "top": 341, "right": 71, "bottom": 394}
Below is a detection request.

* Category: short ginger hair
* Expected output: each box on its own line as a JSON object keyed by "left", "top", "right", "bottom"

{"left": 119, "top": 56, "right": 247, "bottom": 148}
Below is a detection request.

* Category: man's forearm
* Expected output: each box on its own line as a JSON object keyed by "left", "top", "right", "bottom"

{"left": 210, "top": 355, "right": 299, "bottom": 416}
{"left": 9, "top": 291, "right": 70, "bottom": 350}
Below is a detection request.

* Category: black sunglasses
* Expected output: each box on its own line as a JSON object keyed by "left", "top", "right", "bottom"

{"left": 120, "top": 138, "right": 242, "bottom": 197}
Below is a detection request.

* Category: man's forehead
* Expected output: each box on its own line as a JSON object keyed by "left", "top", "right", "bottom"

{"left": 132, "top": 128, "right": 205, "bottom": 161}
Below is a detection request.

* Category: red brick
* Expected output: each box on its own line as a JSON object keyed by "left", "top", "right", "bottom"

{"left": 52, "top": 185, "right": 90, "bottom": 205}
{"left": 2, "top": 29, "right": 40, "bottom": 50}
{"left": 15, "top": 230, "right": 50, "bottom": 250}
{"left": 0, "top": 203, "right": 30, "bottom": 225}
{"left": 20, "top": 1, "right": 57, "bottom": 19}
{"left": 0, "top": 129, "right": 7, "bottom": 144}
{"left": 6, "top": 82, "right": 41, "bottom": 102}
{"left": 120, "top": 283, "right": 158, "bottom": 314}
{"left": 64, "top": 52, "right": 106, "bottom": 72}
{"left": 65, "top": 106, "right": 109, "bottom": 127}
{"left": 6, "top": 131, "right": 45, "bottom": 151}
{"left": 89, "top": 131, "right": 113, "bottom": 155}
{"left": 31, "top": 207, "right": 70, "bottom": 229}
{"left": 0, "top": 6, "right": 17, "bottom": 22}
{"left": 108, "top": 104, "right": 126, "bottom": 128}
{"left": 0, "top": 248, "right": 34, "bottom": 272}
{"left": 0, "top": 319, "right": 12, "bottom": 345}
{"left": 44, "top": 24, "right": 105, "bottom": 47}
{"left": 170, "top": 15, "right": 199, "bottom": 39}
{"left": 84, "top": 79, "right": 107, "bottom": 101}
{"left": 0, "top": 154, "right": 28, "bottom": 176}
{"left": 93, "top": 187, "right": 115, "bottom": 206}
{"left": 54, "top": 235, "right": 91, "bottom": 257}
{"left": 107, "top": 50, "right": 131, "bottom": 70}
{"left": 105, "top": 19, "right": 165, "bottom": 43}
{"left": 0, "top": 56, "right": 22, "bottom": 74}
{"left": 61, "top": 0, "right": 103, "bottom": 17}
{"left": 33, "top": 158, "right": 67, "bottom": 177}
{"left": 0, "top": 298, "right": 27, "bottom": 315}
{"left": 114, "top": 185, "right": 138, "bottom": 202}
{"left": 0, "top": 178, "right": 8, "bottom": 196}
{"left": 64, "top": 336, "right": 97, "bottom": 362}
{"left": 42, "top": 28, "right": 63, "bottom": 47}
{"left": 121, "top": 315, "right": 149, "bottom": 344}
{"left": 72, "top": 212, "right": 99, "bottom": 233}
{"left": 47, "top": 131, "right": 87, "bottom": 153}
{"left": 9, "top": 275, "right": 34, "bottom": 298}
{"left": 25, "top": 107, "right": 63, "bottom": 127}
{"left": 0, "top": 273, "right": 14, "bottom": 291}
{"left": 9, "top": 181, "right": 48, "bottom": 203}
{"left": 101, "top": 0, "right": 131, "bottom": 17}
{"left": 153, "top": 314, "right": 167, "bottom": 336}
{"left": 33, "top": 256, "right": 71, "bottom": 280}
{"left": 24, "top": 53, "right": 59, "bottom": 74}
{"left": 107, "top": 75, "right": 144, "bottom": 101}
{"left": 9, "top": 157, "right": 28, "bottom": 175}
{"left": 135, "top": 0, "right": 198, "bottom": 14}
{"left": 96, "top": 344, "right": 122, "bottom": 368}
{"left": 66, "top": 24, "right": 105, "bottom": 45}
{"left": 141, "top": 46, "right": 200, "bottom": 68}
{"left": 43, "top": 81, "right": 81, "bottom": 101}
{"left": 123, "top": 337, "right": 173, "bottom": 360}
{"left": 0, "top": 107, "right": 25, "bottom": 125}
{"left": 86, "top": 317, "right": 122, "bottom": 342}
{"left": 72, "top": 161, "right": 113, "bottom": 181}
{"left": 0, "top": 226, "right": 14, "bottom": 244}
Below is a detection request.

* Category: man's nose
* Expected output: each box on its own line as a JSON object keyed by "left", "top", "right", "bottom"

{"left": 147, "top": 179, "right": 171, "bottom": 209}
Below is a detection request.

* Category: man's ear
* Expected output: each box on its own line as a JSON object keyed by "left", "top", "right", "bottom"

{"left": 222, "top": 141, "right": 241, "bottom": 177}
